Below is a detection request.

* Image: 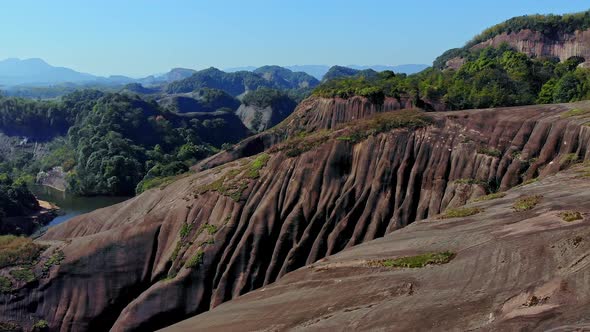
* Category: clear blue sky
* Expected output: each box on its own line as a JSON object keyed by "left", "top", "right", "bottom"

{"left": 1, "top": 0, "right": 588, "bottom": 77}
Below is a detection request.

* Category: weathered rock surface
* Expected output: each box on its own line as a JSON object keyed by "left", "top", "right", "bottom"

{"left": 196, "top": 96, "right": 415, "bottom": 170}
{"left": 36, "top": 166, "right": 67, "bottom": 192}
{"left": 165, "top": 164, "right": 590, "bottom": 331}
{"left": 235, "top": 102, "right": 295, "bottom": 133}
{"left": 473, "top": 29, "right": 590, "bottom": 63}
{"left": 2, "top": 98, "right": 590, "bottom": 331}
{"left": 447, "top": 29, "right": 590, "bottom": 69}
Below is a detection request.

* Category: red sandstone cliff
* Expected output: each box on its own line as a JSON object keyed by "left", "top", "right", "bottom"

{"left": 446, "top": 29, "right": 590, "bottom": 69}
{"left": 2, "top": 98, "right": 590, "bottom": 331}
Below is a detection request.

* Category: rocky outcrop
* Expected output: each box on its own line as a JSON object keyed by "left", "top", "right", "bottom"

{"left": 0, "top": 200, "right": 57, "bottom": 235}
{"left": 472, "top": 29, "right": 590, "bottom": 63}
{"left": 446, "top": 29, "right": 590, "bottom": 69}
{"left": 37, "top": 167, "right": 66, "bottom": 192}
{"left": 235, "top": 103, "right": 294, "bottom": 133}
{"left": 196, "top": 96, "right": 415, "bottom": 170}
{"left": 166, "top": 164, "right": 590, "bottom": 331}
{"left": 3, "top": 98, "right": 590, "bottom": 331}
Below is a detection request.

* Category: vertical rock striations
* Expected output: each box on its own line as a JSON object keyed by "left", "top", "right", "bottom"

{"left": 2, "top": 99, "right": 590, "bottom": 331}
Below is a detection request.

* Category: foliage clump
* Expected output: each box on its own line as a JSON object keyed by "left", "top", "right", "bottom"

{"left": 185, "top": 250, "right": 204, "bottom": 268}
{"left": 512, "top": 195, "right": 543, "bottom": 212}
{"left": 559, "top": 211, "right": 583, "bottom": 222}
{"left": 439, "top": 207, "right": 483, "bottom": 219}
{"left": 369, "top": 251, "right": 455, "bottom": 268}
{"left": 0, "top": 174, "right": 39, "bottom": 226}
{"left": 42, "top": 249, "right": 65, "bottom": 273}
{"left": 179, "top": 223, "right": 193, "bottom": 238}
{"left": 561, "top": 108, "right": 590, "bottom": 118}
{"left": 471, "top": 192, "right": 507, "bottom": 202}
{"left": 246, "top": 154, "right": 270, "bottom": 179}
{"left": 477, "top": 147, "right": 502, "bottom": 158}
{"left": 0, "top": 235, "right": 46, "bottom": 269}
{"left": 32, "top": 320, "right": 49, "bottom": 331}
{"left": 516, "top": 177, "right": 539, "bottom": 187}
{"left": 335, "top": 110, "right": 433, "bottom": 144}
{"left": 0, "top": 276, "right": 13, "bottom": 292}
{"left": 202, "top": 224, "right": 218, "bottom": 235}
{"left": 560, "top": 153, "right": 580, "bottom": 168}
{"left": 196, "top": 153, "right": 272, "bottom": 201}
{"left": 9, "top": 268, "right": 35, "bottom": 283}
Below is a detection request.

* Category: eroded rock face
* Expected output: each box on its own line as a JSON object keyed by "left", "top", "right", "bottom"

{"left": 446, "top": 29, "right": 590, "bottom": 69}
{"left": 2, "top": 99, "right": 590, "bottom": 331}
{"left": 165, "top": 165, "right": 590, "bottom": 331}
{"left": 473, "top": 29, "right": 590, "bottom": 63}
{"left": 196, "top": 96, "right": 415, "bottom": 170}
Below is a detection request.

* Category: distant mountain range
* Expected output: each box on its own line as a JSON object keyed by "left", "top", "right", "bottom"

{"left": 0, "top": 58, "right": 98, "bottom": 86}
{"left": 0, "top": 58, "right": 429, "bottom": 91}
{"left": 0, "top": 58, "right": 197, "bottom": 88}
{"left": 225, "top": 64, "right": 429, "bottom": 79}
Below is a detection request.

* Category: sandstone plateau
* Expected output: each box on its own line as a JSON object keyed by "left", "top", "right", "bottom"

{"left": 2, "top": 97, "right": 590, "bottom": 331}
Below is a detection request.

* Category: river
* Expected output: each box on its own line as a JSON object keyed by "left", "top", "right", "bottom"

{"left": 31, "top": 185, "right": 131, "bottom": 227}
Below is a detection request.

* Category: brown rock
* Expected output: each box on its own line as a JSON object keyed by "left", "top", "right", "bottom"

{"left": 3, "top": 99, "right": 590, "bottom": 331}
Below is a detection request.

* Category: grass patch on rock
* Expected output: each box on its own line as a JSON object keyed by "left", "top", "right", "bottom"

{"left": 471, "top": 192, "right": 507, "bottom": 202}
{"left": 516, "top": 177, "right": 539, "bottom": 188}
{"left": 9, "top": 268, "right": 36, "bottom": 283}
{"left": 0, "top": 276, "right": 13, "bottom": 293}
{"left": 202, "top": 224, "right": 218, "bottom": 235}
{"left": 185, "top": 250, "right": 204, "bottom": 268}
{"left": 196, "top": 153, "right": 272, "bottom": 202}
{"left": 32, "top": 320, "right": 49, "bottom": 330}
{"left": 561, "top": 108, "right": 590, "bottom": 118}
{"left": 274, "top": 130, "right": 332, "bottom": 157}
{"left": 512, "top": 195, "right": 543, "bottom": 212}
{"left": 0, "top": 322, "right": 22, "bottom": 331}
{"left": 453, "top": 178, "right": 488, "bottom": 186}
{"left": 560, "top": 153, "right": 580, "bottom": 168}
{"left": 0, "top": 235, "right": 46, "bottom": 269}
{"left": 42, "top": 249, "right": 65, "bottom": 273}
{"left": 335, "top": 110, "right": 433, "bottom": 144}
{"left": 439, "top": 207, "right": 483, "bottom": 219}
{"left": 477, "top": 147, "right": 502, "bottom": 158}
{"left": 369, "top": 251, "right": 455, "bottom": 268}
{"left": 246, "top": 153, "right": 270, "bottom": 179}
{"left": 559, "top": 211, "right": 583, "bottom": 222}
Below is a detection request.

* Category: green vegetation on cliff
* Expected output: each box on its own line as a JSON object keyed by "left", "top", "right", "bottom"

{"left": 466, "top": 10, "right": 590, "bottom": 48}
{"left": 315, "top": 45, "right": 590, "bottom": 110}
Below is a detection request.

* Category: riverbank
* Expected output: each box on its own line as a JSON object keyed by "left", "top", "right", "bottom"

{"left": 31, "top": 184, "right": 130, "bottom": 227}
{"left": 0, "top": 199, "right": 59, "bottom": 236}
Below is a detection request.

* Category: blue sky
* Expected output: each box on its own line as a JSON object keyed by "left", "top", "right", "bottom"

{"left": 1, "top": 0, "right": 588, "bottom": 77}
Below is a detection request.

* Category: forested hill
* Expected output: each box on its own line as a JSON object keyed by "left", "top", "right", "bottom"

{"left": 435, "top": 10, "right": 590, "bottom": 70}
{"left": 315, "top": 45, "right": 590, "bottom": 111}
{"left": 165, "top": 66, "right": 319, "bottom": 95}
{"left": 0, "top": 90, "right": 250, "bottom": 196}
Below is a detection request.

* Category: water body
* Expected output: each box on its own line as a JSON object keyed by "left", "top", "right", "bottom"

{"left": 31, "top": 185, "right": 131, "bottom": 227}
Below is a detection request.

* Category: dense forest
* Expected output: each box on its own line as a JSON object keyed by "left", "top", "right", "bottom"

{"left": 0, "top": 90, "right": 250, "bottom": 196}
{"left": 314, "top": 44, "right": 590, "bottom": 110}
